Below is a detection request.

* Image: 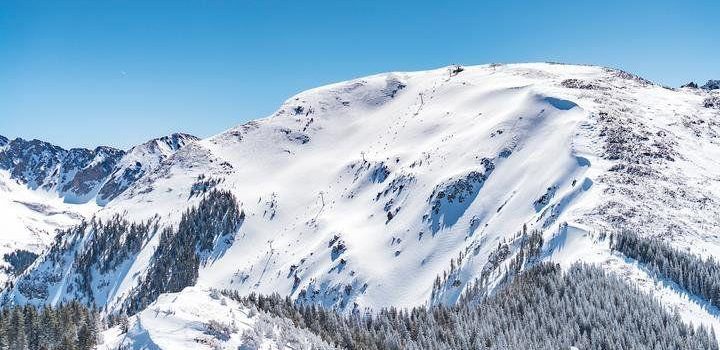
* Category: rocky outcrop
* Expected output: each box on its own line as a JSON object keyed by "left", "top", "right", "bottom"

{"left": 96, "top": 133, "right": 199, "bottom": 204}
{"left": 0, "top": 133, "right": 197, "bottom": 204}
{"left": 701, "top": 80, "right": 720, "bottom": 90}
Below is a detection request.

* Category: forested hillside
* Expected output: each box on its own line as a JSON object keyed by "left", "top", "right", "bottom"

{"left": 226, "top": 263, "right": 719, "bottom": 350}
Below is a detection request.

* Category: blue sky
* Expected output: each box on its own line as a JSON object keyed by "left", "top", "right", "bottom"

{"left": 1, "top": 0, "right": 718, "bottom": 149}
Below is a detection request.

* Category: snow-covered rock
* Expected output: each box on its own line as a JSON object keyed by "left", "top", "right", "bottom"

{"left": 702, "top": 80, "right": 720, "bottom": 90}
{"left": 96, "top": 133, "right": 198, "bottom": 205}
{"left": 0, "top": 133, "right": 198, "bottom": 205}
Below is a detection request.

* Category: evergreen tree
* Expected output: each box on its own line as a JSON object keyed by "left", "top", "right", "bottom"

{"left": 223, "top": 262, "right": 719, "bottom": 350}
{"left": 613, "top": 231, "right": 720, "bottom": 310}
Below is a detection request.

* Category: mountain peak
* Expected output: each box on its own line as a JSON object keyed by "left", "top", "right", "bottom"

{"left": 5, "top": 63, "right": 720, "bottom": 340}
{"left": 0, "top": 132, "right": 199, "bottom": 205}
{"left": 132, "top": 132, "right": 199, "bottom": 154}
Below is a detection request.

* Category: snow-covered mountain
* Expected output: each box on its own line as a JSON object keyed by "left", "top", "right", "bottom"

{"left": 3, "top": 63, "right": 720, "bottom": 347}
{"left": 0, "top": 137, "right": 123, "bottom": 203}
{"left": 94, "top": 132, "right": 198, "bottom": 205}
{"left": 0, "top": 132, "right": 198, "bottom": 206}
{"left": 0, "top": 170, "right": 95, "bottom": 285}
{"left": 0, "top": 132, "right": 198, "bottom": 284}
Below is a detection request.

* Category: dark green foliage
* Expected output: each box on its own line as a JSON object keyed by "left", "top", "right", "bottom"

{"left": 0, "top": 302, "right": 99, "bottom": 350}
{"left": 613, "top": 231, "right": 720, "bottom": 309}
{"left": 189, "top": 174, "right": 224, "bottom": 198}
{"left": 126, "top": 189, "right": 243, "bottom": 314}
{"left": 432, "top": 227, "right": 543, "bottom": 303}
{"left": 82, "top": 215, "right": 159, "bottom": 274}
{"left": 72, "top": 215, "right": 160, "bottom": 299}
{"left": 2, "top": 250, "right": 39, "bottom": 276}
{"left": 224, "top": 263, "right": 718, "bottom": 350}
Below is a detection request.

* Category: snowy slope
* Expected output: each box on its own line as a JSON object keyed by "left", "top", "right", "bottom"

{"left": 0, "top": 170, "right": 95, "bottom": 284}
{"left": 100, "top": 287, "right": 332, "bottom": 349}
{"left": 5, "top": 63, "right": 720, "bottom": 334}
{"left": 0, "top": 133, "right": 197, "bottom": 285}
{"left": 96, "top": 133, "right": 198, "bottom": 205}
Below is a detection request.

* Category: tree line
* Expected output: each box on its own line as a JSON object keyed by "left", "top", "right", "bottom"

{"left": 224, "top": 262, "right": 718, "bottom": 350}
{"left": 613, "top": 231, "right": 720, "bottom": 309}
{"left": 124, "top": 189, "right": 244, "bottom": 315}
{"left": 0, "top": 302, "right": 99, "bottom": 350}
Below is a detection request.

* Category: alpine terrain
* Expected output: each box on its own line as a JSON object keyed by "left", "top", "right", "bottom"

{"left": 2, "top": 63, "right": 720, "bottom": 349}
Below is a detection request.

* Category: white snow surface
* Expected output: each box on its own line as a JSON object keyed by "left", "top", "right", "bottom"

{"left": 0, "top": 170, "right": 96, "bottom": 284}
{"left": 5, "top": 62, "right": 720, "bottom": 341}
{"left": 100, "top": 286, "right": 332, "bottom": 350}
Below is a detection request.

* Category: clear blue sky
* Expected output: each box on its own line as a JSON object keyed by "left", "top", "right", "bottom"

{"left": 1, "top": 0, "right": 718, "bottom": 149}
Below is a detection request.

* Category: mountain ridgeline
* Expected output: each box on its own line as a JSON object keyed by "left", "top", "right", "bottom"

{"left": 0, "top": 133, "right": 198, "bottom": 204}
{"left": 1, "top": 63, "right": 720, "bottom": 348}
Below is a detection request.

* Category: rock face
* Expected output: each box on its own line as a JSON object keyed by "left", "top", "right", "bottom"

{"left": 96, "top": 133, "right": 199, "bottom": 204}
{"left": 702, "top": 80, "right": 720, "bottom": 90}
{"left": 0, "top": 138, "right": 76, "bottom": 190}
{"left": 0, "top": 133, "right": 198, "bottom": 205}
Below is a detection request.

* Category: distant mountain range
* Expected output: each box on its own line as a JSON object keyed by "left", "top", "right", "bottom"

{"left": 0, "top": 132, "right": 198, "bottom": 205}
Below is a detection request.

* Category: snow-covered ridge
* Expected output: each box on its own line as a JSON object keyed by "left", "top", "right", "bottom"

{"left": 95, "top": 132, "right": 198, "bottom": 205}
{"left": 0, "top": 132, "right": 198, "bottom": 205}
{"left": 3, "top": 62, "right": 720, "bottom": 337}
{"left": 101, "top": 287, "right": 332, "bottom": 349}
{"left": 0, "top": 132, "right": 198, "bottom": 284}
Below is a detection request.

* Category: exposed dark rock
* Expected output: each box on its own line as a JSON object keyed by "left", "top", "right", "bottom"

{"left": 702, "top": 80, "right": 720, "bottom": 90}
{"left": 278, "top": 128, "right": 311, "bottom": 145}
{"left": 369, "top": 162, "right": 390, "bottom": 183}
{"left": 0, "top": 138, "right": 72, "bottom": 189}
{"left": 606, "top": 68, "right": 653, "bottom": 86}
{"left": 381, "top": 77, "right": 407, "bottom": 98}
{"left": 428, "top": 162, "right": 494, "bottom": 233}
{"left": 330, "top": 239, "right": 347, "bottom": 261}
{"left": 0, "top": 133, "right": 198, "bottom": 204}
{"left": 534, "top": 186, "right": 558, "bottom": 211}
{"left": 59, "top": 146, "right": 126, "bottom": 201}
{"left": 561, "top": 78, "right": 606, "bottom": 90}
{"left": 97, "top": 133, "right": 198, "bottom": 203}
